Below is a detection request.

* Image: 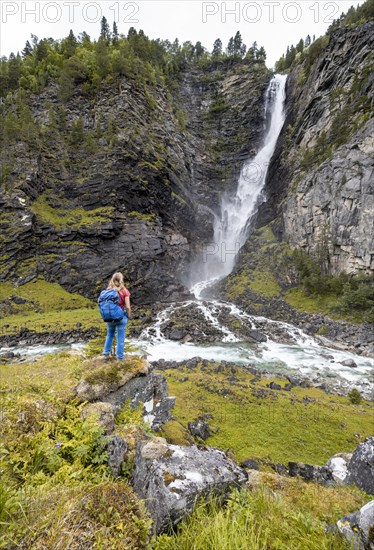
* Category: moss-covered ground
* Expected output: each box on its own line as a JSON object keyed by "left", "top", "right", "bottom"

{"left": 159, "top": 362, "right": 374, "bottom": 465}
{"left": 0, "top": 277, "right": 151, "bottom": 338}
{"left": 223, "top": 225, "right": 373, "bottom": 324}
{"left": 30, "top": 193, "right": 114, "bottom": 229}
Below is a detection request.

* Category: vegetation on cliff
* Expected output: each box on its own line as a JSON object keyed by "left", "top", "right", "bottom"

{"left": 275, "top": 0, "right": 374, "bottom": 72}
{"left": 223, "top": 226, "right": 374, "bottom": 324}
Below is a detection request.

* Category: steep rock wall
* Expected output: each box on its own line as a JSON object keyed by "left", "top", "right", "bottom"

{"left": 259, "top": 21, "right": 374, "bottom": 275}
{"left": 0, "top": 60, "right": 269, "bottom": 302}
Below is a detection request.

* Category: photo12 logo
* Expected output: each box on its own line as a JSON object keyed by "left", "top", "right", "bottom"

{"left": 1, "top": 2, "right": 140, "bottom": 24}
{"left": 202, "top": 2, "right": 341, "bottom": 24}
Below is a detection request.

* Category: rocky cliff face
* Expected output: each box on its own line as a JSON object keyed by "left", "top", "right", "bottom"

{"left": 259, "top": 22, "right": 374, "bottom": 275}
{"left": 0, "top": 60, "right": 269, "bottom": 302}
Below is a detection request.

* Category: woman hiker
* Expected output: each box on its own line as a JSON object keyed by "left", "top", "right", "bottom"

{"left": 102, "top": 272, "right": 131, "bottom": 360}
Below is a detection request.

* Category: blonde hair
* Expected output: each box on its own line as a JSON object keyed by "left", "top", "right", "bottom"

{"left": 108, "top": 272, "right": 125, "bottom": 291}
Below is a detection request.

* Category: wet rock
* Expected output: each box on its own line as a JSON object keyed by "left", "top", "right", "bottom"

{"left": 248, "top": 330, "right": 267, "bottom": 343}
{"left": 131, "top": 437, "right": 247, "bottom": 534}
{"left": 169, "top": 328, "right": 184, "bottom": 340}
{"left": 346, "top": 437, "right": 374, "bottom": 495}
{"left": 188, "top": 421, "right": 211, "bottom": 440}
{"left": 340, "top": 359, "right": 358, "bottom": 368}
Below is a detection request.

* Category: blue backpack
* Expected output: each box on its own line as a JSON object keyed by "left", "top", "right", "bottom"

{"left": 98, "top": 289, "right": 125, "bottom": 323}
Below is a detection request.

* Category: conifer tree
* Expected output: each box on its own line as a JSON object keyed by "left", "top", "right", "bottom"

{"left": 22, "top": 40, "right": 33, "bottom": 59}
{"left": 212, "top": 38, "right": 222, "bottom": 57}
{"left": 112, "top": 22, "right": 119, "bottom": 44}
{"left": 100, "top": 16, "right": 110, "bottom": 41}
{"left": 227, "top": 37, "right": 234, "bottom": 56}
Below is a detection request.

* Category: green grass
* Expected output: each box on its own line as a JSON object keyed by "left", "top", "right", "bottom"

{"left": 153, "top": 482, "right": 367, "bottom": 550}
{"left": 0, "top": 277, "right": 93, "bottom": 312}
{"left": 285, "top": 287, "right": 368, "bottom": 324}
{"left": 0, "top": 307, "right": 101, "bottom": 335}
{"left": 30, "top": 194, "right": 114, "bottom": 229}
{"left": 249, "top": 269, "right": 281, "bottom": 298}
{"left": 160, "top": 362, "right": 374, "bottom": 465}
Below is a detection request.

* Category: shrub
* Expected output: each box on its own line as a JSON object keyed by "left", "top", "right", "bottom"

{"left": 348, "top": 389, "right": 363, "bottom": 405}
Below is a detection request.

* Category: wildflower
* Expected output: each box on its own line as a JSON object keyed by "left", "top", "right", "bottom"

{"left": 56, "top": 440, "right": 62, "bottom": 449}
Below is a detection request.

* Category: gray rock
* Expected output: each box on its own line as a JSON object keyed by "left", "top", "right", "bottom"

{"left": 103, "top": 435, "right": 128, "bottom": 477}
{"left": 188, "top": 421, "right": 211, "bottom": 440}
{"left": 102, "top": 372, "right": 175, "bottom": 430}
{"left": 325, "top": 453, "right": 352, "bottom": 484}
{"left": 248, "top": 330, "right": 267, "bottom": 343}
{"left": 241, "top": 459, "right": 259, "bottom": 470}
{"left": 131, "top": 437, "right": 247, "bottom": 534}
{"left": 347, "top": 437, "right": 374, "bottom": 495}
{"left": 288, "top": 462, "right": 334, "bottom": 484}
{"left": 268, "top": 382, "right": 282, "bottom": 390}
{"left": 337, "top": 500, "right": 374, "bottom": 550}
{"left": 340, "top": 359, "right": 358, "bottom": 368}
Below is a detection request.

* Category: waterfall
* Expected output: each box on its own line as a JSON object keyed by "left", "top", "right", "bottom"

{"left": 197, "top": 73, "right": 288, "bottom": 283}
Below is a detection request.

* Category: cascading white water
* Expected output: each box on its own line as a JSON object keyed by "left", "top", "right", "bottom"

{"left": 201, "top": 74, "right": 288, "bottom": 281}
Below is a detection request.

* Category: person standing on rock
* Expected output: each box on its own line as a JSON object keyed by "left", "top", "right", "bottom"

{"left": 102, "top": 272, "right": 131, "bottom": 360}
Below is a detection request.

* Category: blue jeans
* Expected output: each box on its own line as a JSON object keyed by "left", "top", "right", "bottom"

{"left": 103, "top": 315, "right": 128, "bottom": 359}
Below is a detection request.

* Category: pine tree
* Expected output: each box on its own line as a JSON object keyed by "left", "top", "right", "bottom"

{"left": 212, "top": 38, "right": 222, "bottom": 57}
{"left": 296, "top": 38, "right": 304, "bottom": 53}
{"left": 100, "top": 16, "right": 110, "bottom": 41}
{"left": 227, "top": 37, "right": 235, "bottom": 56}
{"left": 233, "top": 31, "right": 246, "bottom": 57}
{"left": 8, "top": 53, "right": 22, "bottom": 89}
{"left": 22, "top": 40, "right": 33, "bottom": 59}
{"left": 257, "top": 46, "right": 266, "bottom": 62}
{"left": 112, "top": 22, "right": 119, "bottom": 44}
{"left": 194, "top": 41, "right": 204, "bottom": 59}
{"left": 246, "top": 41, "right": 258, "bottom": 61}
{"left": 63, "top": 30, "right": 77, "bottom": 58}
{"left": 305, "top": 34, "right": 311, "bottom": 48}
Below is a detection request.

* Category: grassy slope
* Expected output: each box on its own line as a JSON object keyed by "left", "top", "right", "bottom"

{"left": 224, "top": 225, "right": 371, "bottom": 324}
{"left": 0, "top": 351, "right": 372, "bottom": 548}
{"left": 159, "top": 362, "right": 373, "bottom": 465}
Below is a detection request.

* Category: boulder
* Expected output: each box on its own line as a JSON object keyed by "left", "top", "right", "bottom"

{"left": 102, "top": 372, "right": 175, "bottom": 430}
{"left": 347, "top": 437, "right": 374, "bottom": 495}
{"left": 188, "top": 421, "right": 211, "bottom": 440}
{"left": 337, "top": 499, "right": 374, "bottom": 550}
{"left": 131, "top": 437, "right": 247, "bottom": 534}
{"left": 248, "top": 330, "right": 267, "bottom": 343}
{"left": 340, "top": 359, "right": 358, "bottom": 368}
{"left": 268, "top": 382, "right": 282, "bottom": 390}
{"left": 325, "top": 453, "right": 352, "bottom": 484}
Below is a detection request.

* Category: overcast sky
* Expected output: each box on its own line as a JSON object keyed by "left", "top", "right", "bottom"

{"left": 0, "top": 1, "right": 364, "bottom": 67}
